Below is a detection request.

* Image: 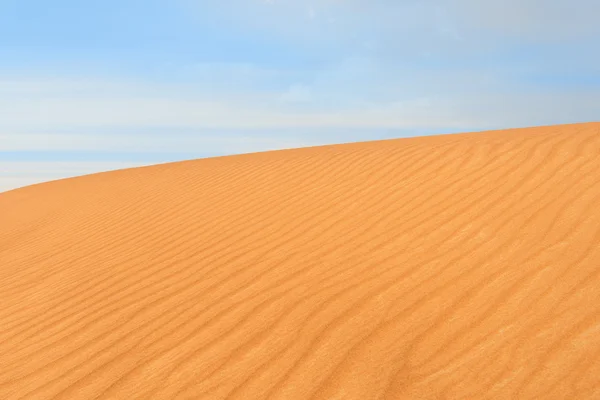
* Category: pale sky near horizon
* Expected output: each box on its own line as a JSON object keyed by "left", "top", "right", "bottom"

{"left": 1, "top": 0, "right": 599, "bottom": 193}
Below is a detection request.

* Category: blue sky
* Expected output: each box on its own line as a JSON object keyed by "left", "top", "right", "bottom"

{"left": 1, "top": 0, "right": 599, "bottom": 192}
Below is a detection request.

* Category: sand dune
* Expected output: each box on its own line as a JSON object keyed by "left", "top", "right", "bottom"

{"left": 1, "top": 123, "right": 600, "bottom": 399}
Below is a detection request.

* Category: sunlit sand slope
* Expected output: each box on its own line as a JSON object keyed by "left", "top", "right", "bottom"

{"left": 1, "top": 122, "right": 600, "bottom": 399}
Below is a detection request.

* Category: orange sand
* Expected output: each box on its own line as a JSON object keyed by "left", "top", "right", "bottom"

{"left": 1, "top": 122, "right": 600, "bottom": 399}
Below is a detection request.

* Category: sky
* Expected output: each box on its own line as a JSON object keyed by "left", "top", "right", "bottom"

{"left": 1, "top": 0, "right": 599, "bottom": 193}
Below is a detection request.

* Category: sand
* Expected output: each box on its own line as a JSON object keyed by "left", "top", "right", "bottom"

{"left": 1, "top": 122, "right": 600, "bottom": 399}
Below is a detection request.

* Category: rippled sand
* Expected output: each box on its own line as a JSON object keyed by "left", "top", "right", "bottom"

{"left": 2, "top": 122, "right": 600, "bottom": 399}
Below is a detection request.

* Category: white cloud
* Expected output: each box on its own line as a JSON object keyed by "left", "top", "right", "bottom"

{"left": 0, "top": 73, "right": 480, "bottom": 132}
{"left": 1, "top": 63, "right": 598, "bottom": 150}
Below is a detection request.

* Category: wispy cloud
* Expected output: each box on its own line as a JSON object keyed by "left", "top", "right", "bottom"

{"left": 0, "top": 73, "right": 479, "bottom": 132}
{"left": 0, "top": 131, "right": 317, "bottom": 153}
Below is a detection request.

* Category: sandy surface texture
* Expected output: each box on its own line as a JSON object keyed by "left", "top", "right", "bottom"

{"left": 1, "top": 122, "right": 600, "bottom": 399}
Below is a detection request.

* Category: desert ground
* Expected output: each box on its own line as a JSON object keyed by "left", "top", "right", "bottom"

{"left": 1, "top": 122, "right": 600, "bottom": 399}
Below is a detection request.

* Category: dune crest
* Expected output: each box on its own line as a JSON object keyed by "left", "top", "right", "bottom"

{"left": 2, "top": 123, "right": 600, "bottom": 399}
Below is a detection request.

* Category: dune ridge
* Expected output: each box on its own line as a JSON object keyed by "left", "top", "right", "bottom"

{"left": 1, "top": 122, "right": 600, "bottom": 399}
